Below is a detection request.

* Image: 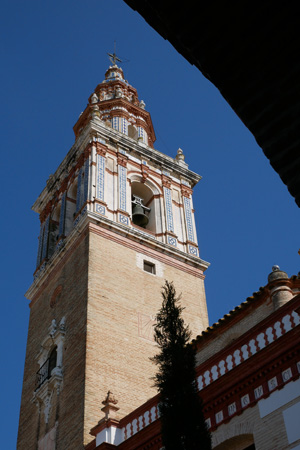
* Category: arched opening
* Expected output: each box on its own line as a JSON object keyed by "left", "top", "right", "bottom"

{"left": 47, "top": 205, "right": 61, "bottom": 259}
{"left": 65, "top": 180, "right": 77, "bottom": 235}
{"left": 35, "top": 345, "right": 58, "bottom": 390}
{"left": 131, "top": 181, "right": 156, "bottom": 232}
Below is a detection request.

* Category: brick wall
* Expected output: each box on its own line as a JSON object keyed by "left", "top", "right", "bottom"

{"left": 17, "top": 232, "right": 89, "bottom": 450}
{"left": 84, "top": 225, "right": 208, "bottom": 444}
{"left": 18, "top": 222, "right": 209, "bottom": 448}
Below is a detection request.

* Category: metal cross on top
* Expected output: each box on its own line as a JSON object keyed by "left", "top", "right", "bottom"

{"left": 108, "top": 43, "right": 122, "bottom": 66}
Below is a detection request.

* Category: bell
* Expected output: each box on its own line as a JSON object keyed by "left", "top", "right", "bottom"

{"left": 132, "top": 203, "right": 149, "bottom": 228}
{"left": 132, "top": 195, "right": 150, "bottom": 228}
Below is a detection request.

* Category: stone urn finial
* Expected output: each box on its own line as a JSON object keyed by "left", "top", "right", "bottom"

{"left": 267, "top": 266, "right": 293, "bottom": 310}
{"left": 175, "top": 148, "right": 185, "bottom": 162}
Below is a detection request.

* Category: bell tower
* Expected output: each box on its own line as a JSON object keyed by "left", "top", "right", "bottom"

{"left": 17, "top": 58, "right": 210, "bottom": 449}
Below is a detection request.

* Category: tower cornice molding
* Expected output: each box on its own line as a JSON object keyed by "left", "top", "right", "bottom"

{"left": 25, "top": 211, "right": 209, "bottom": 303}
{"left": 88, "top": 120, "right": 202, "bottom": 186}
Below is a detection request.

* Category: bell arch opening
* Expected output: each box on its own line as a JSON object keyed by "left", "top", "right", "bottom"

{"left": 65, "top": 180, "right": 77, "bottom": 235}
{"left": 131, "top": 180, "right": 161, "bottom": 234}
{"left": 48, "top": 204, "right": 61, "bottom": 259}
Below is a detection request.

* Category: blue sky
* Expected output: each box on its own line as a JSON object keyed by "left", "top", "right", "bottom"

{"left": 1, "top": 0, "right": 299, "bottom": 447}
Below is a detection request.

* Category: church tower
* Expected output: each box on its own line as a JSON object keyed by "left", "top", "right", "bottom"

{"left": 17, "top": 57, "right": 210, "bottom": 449}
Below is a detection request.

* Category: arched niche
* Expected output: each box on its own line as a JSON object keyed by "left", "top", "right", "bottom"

{"left": 65, "top": 180, "right": 77, "bottom": 235}
{"left": 130, "top": 178, "right": 162, "bottom": 235}
{"left": 48, "top": 204, "right": 61, "bottom": 258}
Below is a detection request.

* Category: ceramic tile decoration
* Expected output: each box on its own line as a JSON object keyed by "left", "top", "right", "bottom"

{"left": 163, "top": 186, "right": 174, "bottom": 232}
{"left": 168, "top": 236, "right": 177, "bottom": 247}
{"left": 119, "top": 165, "right": 127, "bottom": 211}
{"left": 83, "top": 158, "right": 89, "bottom": 203}
{"left": 241, "top": 394, "right": 250, "bottom": 408}
{"left": 268, "top": 376, "right": 278, "bottom": 391}
{"left": 228, "top": 402, "right": 237, "bottom": 416}
{"left": 189, "top": 245, "right": 198, "bottom": 256}
{"left": 119, "top": 213, "right": 129, "bottom": 225}
{"left": 254, "top": 385, "right": 264, "bottom": 399}
{"left": 183, "top": 196, "right": 195, "bottom": 242}
{"left": 95, "top": 204, "right": 106, "bottom": 215}
{"left": 96, "top": 154, "right": 105, "bottom": 201}
{"left": 121, "top": 117, "right": 127, "bottom": 135}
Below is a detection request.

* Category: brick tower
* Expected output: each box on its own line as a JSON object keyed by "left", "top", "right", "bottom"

{"left": 17, "top": 57, "right": 210, "bottom": 449}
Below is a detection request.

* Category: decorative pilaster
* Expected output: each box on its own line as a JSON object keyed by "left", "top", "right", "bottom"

{"left": 183, "top": 196, "right": 195, "bottom": 243}
{"left": 162, "top": 175, "right": 175, "bottom": 239}
{"left": 96, "top": 152, "right": 105, "bottom": 202}
{"left": 181, "top": 185, "right": 198, "bottom": 256}
{"left": 117, "top": 152, "right": 129, "bottom": 225}
{"left": 83, "top": 157, "right": 89, "bottom": 204}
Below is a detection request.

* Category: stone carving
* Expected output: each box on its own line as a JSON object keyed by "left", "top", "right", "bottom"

{"left": 101, "top": 391, "right": 119, "bottom": 419}
{"left": 175, "top": 148, "right": 185, "bottom": 162}
{"left": 91, "top": 93, "right": 98, "bottom": 104}
{"left": 103, "top": 390, "right": 118, "bottom": 406}
{"left": 49, "top": 319, "right": 57, "bottom": 338}
{"left": 59, "top": 316, "right": 65, "bottom": 332}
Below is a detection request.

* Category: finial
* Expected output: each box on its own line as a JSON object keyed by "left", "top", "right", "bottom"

{"left": 91, "top": 93, "right": 98, "bottom": 104}
{"left": 107, "top": 42, "right": 122, "bottom": 66}
{"left": 175, "top": 148, "right": 185, "bottom": 162}
{"left": 272, "top": 265, "right": 280, "bottom": 272}
{"left": 101, "top": 391, "right": 119, "bottom": 419}
{"left": 102, "top": 391, "right": 118, "bottom": 406}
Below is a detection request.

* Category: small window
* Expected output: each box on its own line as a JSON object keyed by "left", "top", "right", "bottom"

{"left": 143, "top": 261, "right": 155, "bottom": 274}
{"left": 35, "top": 346, "right": 57, "bottom": 390}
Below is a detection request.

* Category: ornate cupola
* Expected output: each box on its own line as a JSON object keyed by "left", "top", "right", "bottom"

{"left": 73, "top": 61, "right": 156, "bottom": 148}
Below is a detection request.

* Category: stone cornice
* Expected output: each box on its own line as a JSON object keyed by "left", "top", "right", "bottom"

{"left": 25, "top": 211, "right": 209, "bottom": 302}
{"left": 88, "top": 118, "right": 202, "bottom": 186}
{"left": 86, "top": 211, "right": 209, "bottom": 270}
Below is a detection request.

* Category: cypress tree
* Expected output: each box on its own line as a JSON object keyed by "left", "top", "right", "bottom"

{"left": 152, "top": 281, "right": 211, "bottom": 450}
